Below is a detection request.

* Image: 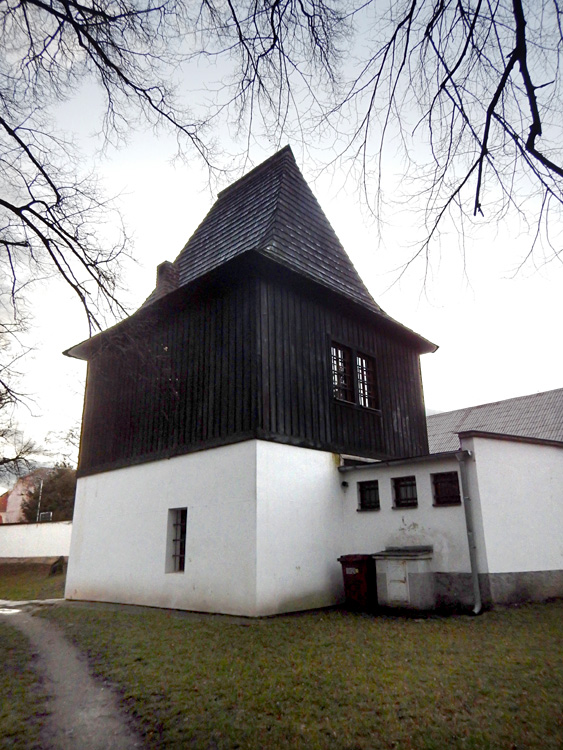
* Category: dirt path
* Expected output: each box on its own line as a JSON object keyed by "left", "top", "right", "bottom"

{"left": 1, "top": 604, "right": 144, "bottom": 749}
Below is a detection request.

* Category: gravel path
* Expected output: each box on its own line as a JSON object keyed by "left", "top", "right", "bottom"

{"left": 1, "top": 603, "right": 144, "bottom": 750}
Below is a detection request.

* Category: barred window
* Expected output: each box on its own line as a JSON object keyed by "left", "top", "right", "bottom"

{"left": 432, "top": 472, "right": 461, "bottom": 506}
{"left": 356, "top": 353, "right": 379, "bottom": 410}
{"left": 358, "top": 480, "right": 380, "bottom": 511}
{"left": 169, "top": 507, "right": 187, "bottom": 573}
{"left": 393, "top": 476, "right": 418, "bottom": 508}
{"left": 331, "top": 342, "right": 380, "bottom": 410}
{"left": 331, "top": 344, "right": 354, "bottom": 403}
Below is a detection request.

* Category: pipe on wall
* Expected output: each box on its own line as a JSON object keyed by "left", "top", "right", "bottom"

{"left": 456, "top": 450, "right": 482, "bottom": 615}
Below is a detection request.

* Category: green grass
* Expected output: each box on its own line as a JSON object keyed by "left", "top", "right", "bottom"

{"left": 41, "top": 601, "right": 563, "bottom": 749}
{"left": 0, "top": 563, "right": 66, "bottom": 601}
{"left": 0, "top": 621, "right": 46, "bottom": 749}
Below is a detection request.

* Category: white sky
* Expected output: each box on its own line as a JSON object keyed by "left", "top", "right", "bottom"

{"left": 11, "top": 83, "right": 563, "bottom": 474}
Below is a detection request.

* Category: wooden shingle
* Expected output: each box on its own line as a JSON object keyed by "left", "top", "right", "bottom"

{"left": 174, "top": 146, "right": 383, "bottom": 314}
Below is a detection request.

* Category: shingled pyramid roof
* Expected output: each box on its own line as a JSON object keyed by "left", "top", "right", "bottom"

{"left": 67, "top": 147, "right": 437, "bottom": 359}
{"left": 171, "top": 146, "right": 383, "bottom": 313}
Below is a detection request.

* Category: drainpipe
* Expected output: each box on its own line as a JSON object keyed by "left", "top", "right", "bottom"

{"left": 456, "top": 450, "right": 482, "bottom": 615}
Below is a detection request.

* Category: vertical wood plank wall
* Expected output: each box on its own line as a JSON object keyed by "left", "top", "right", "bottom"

{"left": 79, "top": 277, "right": 258, "bottom": 475}
{"left": 256, "top": 277, "right": 429, "bottom": 459}
{"left": 78, "top": 272, "right": 429, "bottom": 476}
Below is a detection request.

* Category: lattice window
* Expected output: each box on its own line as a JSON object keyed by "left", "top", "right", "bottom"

{"left": 356, "top": 353, "right": 379, "bottom": 410}
{"left": 331, "top": 344, "right": 354, "bottom": 403}
{"left": 393, "top": 476, "right": 418, "bottom": 508}
{"left": 171, "top": 508, "right": 187, "bottom": 572}
{"left": 358, "top": 480, "right": 380, "bottom": 510}
{"left": 432, "top": 472, "right": 461, "bottom": 506}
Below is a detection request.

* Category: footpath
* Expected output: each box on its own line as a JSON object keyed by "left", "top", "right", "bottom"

{"left": 0, "top": 600, "right": 144, "bottom": 750}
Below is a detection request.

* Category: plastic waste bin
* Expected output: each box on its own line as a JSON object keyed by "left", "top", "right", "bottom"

{"left": 337, "top": 554, "right": 377, "bottom": 611}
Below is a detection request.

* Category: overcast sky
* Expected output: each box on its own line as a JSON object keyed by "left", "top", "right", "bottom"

{"left": 10, "top": 82, "right": 563, "bottom": 478}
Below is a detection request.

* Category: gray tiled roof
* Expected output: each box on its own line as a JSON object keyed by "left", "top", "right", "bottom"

{"left": 173, "top": 146, "right": 382, "bottom": 312}
{"left": 427, "top": 388, "right": 563, "bottom": 453}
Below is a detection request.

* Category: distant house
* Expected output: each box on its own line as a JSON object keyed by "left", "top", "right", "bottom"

{"left": 0, "top": 469, "right": 53, "bottom": 524}
{"left": 63, "top": 148, "right": 562, "bottom": 616}
{"left": 0, "top": 492, "right": 7, "bottom": 524}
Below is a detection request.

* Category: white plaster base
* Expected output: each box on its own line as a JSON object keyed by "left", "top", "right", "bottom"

{"left": 65, "top": 441, "right": 345, "bottom": 616}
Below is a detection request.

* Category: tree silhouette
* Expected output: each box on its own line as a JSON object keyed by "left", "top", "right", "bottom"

{"left": 1, "top": 0, "right": 561, "bottom": 340}
{"left": 21, "top": 466, "right": 77, "bottom": 523}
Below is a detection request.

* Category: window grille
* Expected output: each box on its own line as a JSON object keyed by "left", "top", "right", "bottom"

{"left": 358, "top": 480, "right": 380, "bottom": 510}
{"left": 171, "top": 508, "right": 187, "bottom": 572}
{"left": 393, "top": 476, "right": 418, "bottom": 508}
{"left": 331, "top": 344, "right": 354, "bottom": 403}
{"left": 432, "top": 472, "right": 461, "bottom": 505}
{"left": 356, "top": 354, "right": 379, "bottom": 410}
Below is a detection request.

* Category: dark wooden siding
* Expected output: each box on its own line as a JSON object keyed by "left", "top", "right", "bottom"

{"left": 78, "top": 276, "right": 258, "bottom": 475}
{"left": 78, "top": 262, "right": 429, "bottom": 476}
{"left": 255, "top": 276, "right": 429, "bottom": 458}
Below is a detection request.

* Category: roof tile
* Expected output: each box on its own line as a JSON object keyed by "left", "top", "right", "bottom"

{"left": 427, "top": 388, "right": 563, "bottom": 452}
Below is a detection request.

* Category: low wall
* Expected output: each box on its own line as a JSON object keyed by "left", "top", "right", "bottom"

{"left": 0, "top": 521, "right": 73, "bottom": 559}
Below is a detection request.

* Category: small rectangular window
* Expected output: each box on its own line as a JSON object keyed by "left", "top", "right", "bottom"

{"left": 393, "top": 476, "right": 418, "bottom": 508}
{"left": 356, "top": 353, "right": 379, "bottom": 410}
{"left": 358, "top": 480, "right": 380, "bottom": 511}
{"left": 166, "top": 507, "right": 187, "bottom": 573}
{"left": 432, "top": 472, "right": 461, "bottom": 506}
{"left": 331, "top": 344, "right": 354, "bottom": 403}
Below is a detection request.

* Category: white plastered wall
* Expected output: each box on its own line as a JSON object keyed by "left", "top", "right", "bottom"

{"left": 255, "top": 441, "right": 344, "bottom": 615}
{"left": 341, "top": 457, "right": 471, "bottom": 573}
{"left": 65, "top": 441, "right": 259, "bottom": 616}
{"left": 69, "top": 435, "right": 563, "bottom": 615}
{"left": 67, "top": 439, "right": 349, "bottom": 617}
{"left": 461, "top": 435, "right": 563, "bottom": 574}
{"left": 0, "top": 521, "right": 72, "bottom": 559}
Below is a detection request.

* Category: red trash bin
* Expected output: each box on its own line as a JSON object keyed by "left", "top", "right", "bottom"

{"left": 338, "top": 554, "right": 378, "bottom": 611}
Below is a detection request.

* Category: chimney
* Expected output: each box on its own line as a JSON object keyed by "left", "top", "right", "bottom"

{"left": 155, "top": 261, "right": 179, "bottom": 299}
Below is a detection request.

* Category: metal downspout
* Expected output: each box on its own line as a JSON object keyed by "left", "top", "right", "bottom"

{"left": 456, "top": 450, "right": 482, "bottom": 615}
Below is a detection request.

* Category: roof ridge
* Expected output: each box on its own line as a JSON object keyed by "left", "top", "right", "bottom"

{"left": 257, "top": 152, "right": 383, "bottom": 312}
{"left": 427, "top": 387, "right": 563, "bottom": 419}
{"left": 255, "top": 155, "right": 286, "bottom": 252}
{"left": 217, "top": 145, "right": 294, "bottom": 200}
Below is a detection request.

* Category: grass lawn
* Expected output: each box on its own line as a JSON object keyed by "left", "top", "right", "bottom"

{"left": 42, "top": 600, "right": 563, "bottom": 749}
{"left": 0, "top": 620, "right": 47, "bottom": 749}
{"left": 0, "top": 562, "right": 66, "bottom": 601}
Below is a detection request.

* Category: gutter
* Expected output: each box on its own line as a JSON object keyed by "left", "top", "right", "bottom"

{"left": 455, "top": 450, "right": 482, "bottom": 615}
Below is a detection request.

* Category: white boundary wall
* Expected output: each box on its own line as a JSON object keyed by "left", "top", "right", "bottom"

{"left": 0, "top": 521, "right": 72, "bottom": 559}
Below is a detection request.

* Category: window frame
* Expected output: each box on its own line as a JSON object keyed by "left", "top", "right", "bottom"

{"left": 166, "top": 507, "right": 188, "bottom": 573}
{"left": 392, "top": 475, "right": 418, "bottom": 509}
{"left": 431, "top": 471, "right": 461, "bottom": 506}
{"left": 357, "top": 480, "right": 380, "bottom": 511}
{"left": 331, "top": 343, "right": 355, "bottom": 404}
{"left": 356, "top": 352, "right": 380, "bottom": 410}
{"left": 330, "top": 340, "right": 381, "bottom": 413}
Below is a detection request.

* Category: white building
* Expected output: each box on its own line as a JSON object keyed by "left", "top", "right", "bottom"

{"left": 64, "top": 149, "right": 563, "bottom": 616}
